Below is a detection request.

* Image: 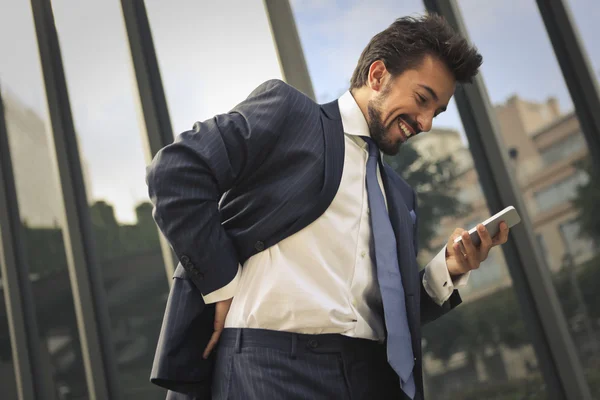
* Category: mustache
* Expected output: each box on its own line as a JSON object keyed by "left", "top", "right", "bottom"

{"left": 396, "top": 115, "right": 420, "bottom": 135}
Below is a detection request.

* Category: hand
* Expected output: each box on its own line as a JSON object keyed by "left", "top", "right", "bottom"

{"left": 203, "top": 297, "right": 233, "bottom": 359}
{"left": 446, "top": 222, "right": 510, "bottom": 277}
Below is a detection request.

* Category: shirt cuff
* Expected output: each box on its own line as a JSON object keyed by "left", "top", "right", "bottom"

{"left": 422, "top": 245, "right": 471, "bottom": 306}
{"left": 201, "top": 264, "right": 241, "bottom": 304}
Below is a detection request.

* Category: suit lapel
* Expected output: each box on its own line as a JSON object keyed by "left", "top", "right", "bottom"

{"left": 380, "top": 164, "right": 419, "bottom": 296}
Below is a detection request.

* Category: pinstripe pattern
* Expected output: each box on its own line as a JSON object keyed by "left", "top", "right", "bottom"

{"left": 147, "top": 80, "right": 461, "bottom": 399}
{"left": 148, "top": 80, "right": 347, "bottom": 397}
{"left": 211, "top": 329, "right": 406, "bottom": 400}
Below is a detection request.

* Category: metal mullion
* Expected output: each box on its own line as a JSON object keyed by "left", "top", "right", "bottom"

{"left": 120, "top": 0, "right": 177, "bottom": 280}
{"left": 30, "top": 0, "right": 120, "bottom": 398}
{"left": 263, "top": 0, "right": 316, "bottom": 100}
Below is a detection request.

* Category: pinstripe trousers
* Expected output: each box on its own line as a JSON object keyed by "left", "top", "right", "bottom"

{"left": 211, "top": 328, "right": 409, "bottom": 400}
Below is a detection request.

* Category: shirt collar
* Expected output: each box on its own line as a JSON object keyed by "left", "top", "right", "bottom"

{"left": 338, "top": 90, "right": 371, "bottom": 139}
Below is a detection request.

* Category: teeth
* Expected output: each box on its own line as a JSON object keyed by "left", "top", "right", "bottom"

{"left": 399, "top": 121, "right": 411, "bottom": 137}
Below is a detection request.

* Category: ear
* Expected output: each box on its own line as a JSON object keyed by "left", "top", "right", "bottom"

{"left": 367, "top": 60, "right": 388, "bottom": 92}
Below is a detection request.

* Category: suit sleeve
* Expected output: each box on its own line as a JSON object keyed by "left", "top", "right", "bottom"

{"left": 411, "top": 188, "right": 463, "bottom": 325}
{"left": 146, "top": 79, "right": 291, "bottom": 296}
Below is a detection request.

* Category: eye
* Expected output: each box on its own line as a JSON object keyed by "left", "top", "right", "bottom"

{"left": 415, "top": 93, "right": 427, "bottom": 105}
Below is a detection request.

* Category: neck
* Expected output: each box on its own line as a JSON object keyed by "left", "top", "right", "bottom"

{"left": 350, "top": 87, "right": 371, "bottom": 124}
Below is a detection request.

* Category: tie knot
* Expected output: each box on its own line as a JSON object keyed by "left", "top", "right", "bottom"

{"left": 362, "top": 137, "right": 380, "bottom": 158}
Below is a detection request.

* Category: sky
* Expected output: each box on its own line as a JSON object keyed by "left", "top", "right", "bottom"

{"left": 0, "top": 0, "right": 598, "bottom": 224}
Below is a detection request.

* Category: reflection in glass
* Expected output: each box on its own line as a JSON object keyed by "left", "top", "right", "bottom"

{"left": 0, "top": 228, "right": 17, "bottom": 400}
{"left": 51, "top": 0, "right": 168, "bottom": 398}
{"left": 292, "top": 1, "right": 548, "bottom": 398}
{"left": 397, "top": 124, "right": 543, "bottom": 399}
{"left": 145, "top": 0, "right": 282, "bottom": 134}
{"left": 459, "top": 0, "right": 600, "bottom": 395}
{"left": 566, "top": 0, "right": 600, "bottom": 86}
{"left": 0, "top": 0, "right": 89, "bottom": 398}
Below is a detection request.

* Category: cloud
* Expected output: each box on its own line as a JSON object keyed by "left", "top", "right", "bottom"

{"left": 290, "top": 0, "right": 334, "bottom": 13}
{"left": 293, "top": 0, "right": 428, "bottom": 102}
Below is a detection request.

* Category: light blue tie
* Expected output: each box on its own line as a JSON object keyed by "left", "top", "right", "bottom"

{"left": 363, "top": 137, "right": 416, "bottom": 399}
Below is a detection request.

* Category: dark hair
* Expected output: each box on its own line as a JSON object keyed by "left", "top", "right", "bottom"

{"left": 350, "top": 14, "right": 482, "bottom": 89}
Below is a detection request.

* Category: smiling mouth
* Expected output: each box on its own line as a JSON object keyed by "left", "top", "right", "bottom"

{"left": 397, "top": 118, "right": 417, "bottom": 141}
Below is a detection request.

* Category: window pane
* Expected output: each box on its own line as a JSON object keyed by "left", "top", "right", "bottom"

{"left": 539, "top": 132, "right": 587, "bottom": 165}
{"left": 0, "top": 282, "right": 16, "bottom": 398}
{"left": 560, "top": 220, "right": 597, "bottom": 265}
{"left": 0, "top": 0, "right": 89, "bottom": 397}
{"left": 51, "top": 1, "right": 169, "bottom": 398}
{"left": 566, "top": 0, "right": 600, "bottom": 86}
{"left": 145, "top": 0, "right": 282, "bottom": 135}
{"left": 534, "top": 170, "right": 588, "bottom": 213}
{"left": 0, "top": 252, "right": 17, "bottom": 400}
{"left": 459, "top": 0, "right": 600, "bottom": 394}
{"left": 292, "top": 1, "right": 547, "bottom": 398}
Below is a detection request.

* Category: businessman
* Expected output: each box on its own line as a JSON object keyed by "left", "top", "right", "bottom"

{"left": 147, "top": 14, "right": 509, "bottom": 400}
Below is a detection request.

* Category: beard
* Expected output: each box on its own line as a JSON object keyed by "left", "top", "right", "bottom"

{"left": 367, "top": 97, "right": 402, "bottom": 156}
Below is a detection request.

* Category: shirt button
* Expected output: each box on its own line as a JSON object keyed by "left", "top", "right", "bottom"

{"left": 360, "top": 250, "right": 366, "bottom": 258}
{"left": 352, "top": 299, "right": 357, "bottom": 307}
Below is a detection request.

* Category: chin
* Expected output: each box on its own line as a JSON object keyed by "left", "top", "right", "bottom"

{"left": 381, "top": 141, "right": 402, "bottom": 156}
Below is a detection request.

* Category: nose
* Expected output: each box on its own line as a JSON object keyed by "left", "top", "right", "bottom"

{"left": 417, "top": 113, "right": 433, "bottom": 133}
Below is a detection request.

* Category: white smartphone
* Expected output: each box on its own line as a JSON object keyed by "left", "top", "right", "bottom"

{"left": 453, "top": 206, "right": 521, "bottom": 247}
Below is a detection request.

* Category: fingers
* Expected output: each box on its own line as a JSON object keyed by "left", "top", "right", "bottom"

{"left": 476, "top": 224, "right": 493, "bottom": 261}
{"left": 203, "top": 298, "right": 233, "bottom": 359}
{"left": 448, "top": 228, "right": 466, "bottom": 249}
{"left": 452, "top": 241, "right": 470, "bottom": 272}
{"left": 203, "top": 328, "right": 222, "bottom": 359}
{"left": 458, "top": 230, "right": 479, "bottom": 270}
{"left": 492, "top": 222, "right": 510, "bottom": 245}
{"left": 447, "top": 222, "right": 511, "bottom": 276}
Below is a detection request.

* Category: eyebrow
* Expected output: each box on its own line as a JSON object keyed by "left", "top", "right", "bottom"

{"left": 418, "top": 84, "right": 447, "bottom": 112}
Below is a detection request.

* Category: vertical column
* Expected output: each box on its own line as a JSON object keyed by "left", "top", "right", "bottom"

{"left": 536, "top": 0, "right": 600, "bottom": 176}
{"left": 0, "top": 87, "right": 55, "bottom": 400}
{"left": 29, "top": 0, "right": 120, "bottom": 399}
{"left": 120, "top": 0, "right": 177, "bottom": 280}
{"left": 422, "top": 1, "right": 592, "bottom": 399}
{"left": 263, "top": 0, "right": 316, "bottom": 100}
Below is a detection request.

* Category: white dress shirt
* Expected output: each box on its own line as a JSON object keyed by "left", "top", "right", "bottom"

{"left": 205, "top": 91, "right": 469, "bottom": 341}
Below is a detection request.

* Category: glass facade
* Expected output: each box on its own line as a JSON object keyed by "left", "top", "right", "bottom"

{"left": 50, "top": 0, "right": 169, "bottom": 398}
{"left": 0, "top": 0, "right": 597, "bottom": 398}
{"left": 145, "top": 0, "right": 282, "bottom": 135}
{"left": 0, "top": 1, "right": 89, "bottom": 398}
{"left": 458, "top": 0, "right": 600, "bottom": 394}
{"left": 567, "top": 0, "right": 600, "bottom": 87}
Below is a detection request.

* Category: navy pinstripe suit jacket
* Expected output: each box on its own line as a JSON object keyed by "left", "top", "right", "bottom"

{"left": 146, "top": 79, "right": 461, "bottom": 399}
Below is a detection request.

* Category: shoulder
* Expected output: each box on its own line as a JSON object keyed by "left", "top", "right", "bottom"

{"left": 251, "top": 79, "right": 303, "bottom": 96}
{"left": 248, "top": 79, "right": 319, "bottom": 111}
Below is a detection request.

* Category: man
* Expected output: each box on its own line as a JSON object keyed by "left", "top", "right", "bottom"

{"left": 147, "top": 14, "right": 509, "bottom": 400}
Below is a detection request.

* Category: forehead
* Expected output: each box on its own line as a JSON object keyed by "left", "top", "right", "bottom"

{"left": 391, "top": 55, "right": 456, "bottom": 102}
